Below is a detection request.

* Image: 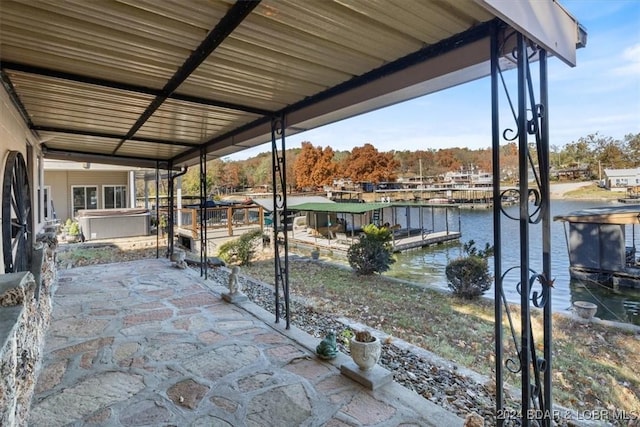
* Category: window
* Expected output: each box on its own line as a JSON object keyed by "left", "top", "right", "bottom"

{"left": 103, "top": 185, "right": 127, "bottom": 209}
{"left": 72, "top": 186, "right": 98, "bottom": 216}
{"left": 43, "top": 186, "right": 54, "bottom": 221}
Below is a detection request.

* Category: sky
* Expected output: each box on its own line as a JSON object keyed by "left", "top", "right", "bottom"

{"left": 228, "top": 0, "right": 640, "bottom": 161}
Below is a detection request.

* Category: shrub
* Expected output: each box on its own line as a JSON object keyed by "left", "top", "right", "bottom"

{"left": 445, "top": 240, "right": 493, "bottom": 299}
{"left": 347, "top": 224, "right": 395, "bottom": 275}
{"left": 68, "top": 221, "right": 80, "bottom": 236}
{"left": 217, "top": 229, "right": 263, "bottom": 266}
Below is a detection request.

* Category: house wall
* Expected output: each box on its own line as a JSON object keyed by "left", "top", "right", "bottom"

{"left": 44, "top": 170, "right": 128, "bottom": 221}
{"left": 1, "top": 85, "right": 43, "bottom": 275}
{"left": 604, "top": 168, "right": 640, "bottom": 190}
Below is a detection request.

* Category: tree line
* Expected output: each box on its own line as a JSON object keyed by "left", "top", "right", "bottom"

{"left": 175, "top": 132, "right": 639, "bottom": 195}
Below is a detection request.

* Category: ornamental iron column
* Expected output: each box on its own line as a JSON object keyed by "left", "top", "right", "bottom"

{"left": 155, "top": 162, "right": 160, "bottom": 259}
{"left": 271, "top": 114, "right": 291, "bottom": 328}
{"left": 167, "top": 161, "right": 175, "bottom": 258}
{"left": 200, "top": 148, "right": 208, "bottom": 279}
{"left": 492, "top": 25, "right": 553, "bottom": 426}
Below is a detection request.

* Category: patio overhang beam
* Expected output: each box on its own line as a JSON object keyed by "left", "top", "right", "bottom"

{"left": 172, "top": 19, "right": 498, "bottom": 165}
{"left": 1, "top": 62, "right": 272, "bottom": 116}
{"left": 32, "top": 126, "right": 201, "bottom": 148}
{"left": 112, "top": 0, "right": 261, "bottom": 155}
{"left": 0, "top": 68, "right": 33, "bottom": 128}
{"left": 43, "top": 147, "right": 177, "bottom": 170}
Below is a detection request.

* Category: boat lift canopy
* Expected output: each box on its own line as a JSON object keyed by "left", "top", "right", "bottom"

{"left": 554, "top": 205, "right": 640, "bottom": 225}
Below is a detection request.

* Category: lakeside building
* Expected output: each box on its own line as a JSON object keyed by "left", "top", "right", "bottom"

{"left": 603, "top": 168, "right": 640, "bottom": 192}
{"left": 554, "top": 205, "right": 640, "bottom": 289}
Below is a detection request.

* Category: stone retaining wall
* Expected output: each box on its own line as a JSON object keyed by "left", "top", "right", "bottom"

{"left": 0, "top": 245, "right": 56, "bottom": 426}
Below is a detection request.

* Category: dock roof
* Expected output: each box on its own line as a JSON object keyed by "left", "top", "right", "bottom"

{"left": 289, "top": 202, "right": 387, "bottom": 214}
{"left": 553, "top": 205, "right": 640, "bottom": 225}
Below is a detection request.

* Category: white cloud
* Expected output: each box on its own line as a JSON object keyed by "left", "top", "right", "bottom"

{"left": 612, "top": 43, "right": 640, "bottom": 76}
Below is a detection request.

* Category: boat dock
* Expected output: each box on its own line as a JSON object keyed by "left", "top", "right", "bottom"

{"left": 286, "top": 227, "right": 460, "bottom": 254}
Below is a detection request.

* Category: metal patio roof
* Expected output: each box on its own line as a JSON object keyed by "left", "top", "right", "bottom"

{"left": 0, "top": 0, "right": 584, "bottom": 170}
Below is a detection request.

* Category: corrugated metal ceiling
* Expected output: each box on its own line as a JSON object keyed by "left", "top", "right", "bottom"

{"left": 0, "top": 0, "right": 580, "bottom": 169}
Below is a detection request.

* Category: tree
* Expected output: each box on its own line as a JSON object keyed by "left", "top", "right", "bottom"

{"left": 625, "top": 133, "right": 640, "bottom": 167}
{"left": 293, "top": 142, "right": 338, "bottom": 189}
{"left": 582, "top": 132, "right": 629, "bottom": 169}
{"left": 563, "top": 138, "right": 593, "bottom": 167}
{"left": 341, "top": 143, "right": 399, "bottom": 183}
{"left": 433, "top": 148, "right": 462, "bottom": 174}
{"left": 223, "top": 161, "right": 245, "bottom": 191}
{"left": 247, "top": 153, "right": 273, "bottom": 188}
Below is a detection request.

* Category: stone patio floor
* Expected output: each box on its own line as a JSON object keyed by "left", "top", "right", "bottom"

{"left": 29, "top": 258, "right": 463, "bottom": 426}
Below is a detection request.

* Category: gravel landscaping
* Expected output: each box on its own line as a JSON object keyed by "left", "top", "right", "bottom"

{"left": 206, "top": 263, "right": 514, "bottom": 426}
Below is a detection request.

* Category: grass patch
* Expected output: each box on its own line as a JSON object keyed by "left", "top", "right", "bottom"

{"left": 57, "top": 242, "right": 165, "bottom": 267}
{"left": 562, "top": 183, "right": 623, "bottom": 199}
{"left": 242, "top": 259, "right": 640, "bottom": 414}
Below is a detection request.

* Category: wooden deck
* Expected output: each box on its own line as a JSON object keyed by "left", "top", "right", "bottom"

{"left": 173, "top": 221, "right": 461, "bottom": 255}
{"left": 391, "top": 230, "right": 461, "bottom": 252}
{"left": 287, "top": 228, "right": 460, "bottom": 253}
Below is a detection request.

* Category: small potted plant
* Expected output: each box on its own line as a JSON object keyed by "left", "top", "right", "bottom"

{"left": 310, "top": 245, "right": 320, "bottom": 261}
{"left": 349, "top": 330, "right": 381, "bottom": 371}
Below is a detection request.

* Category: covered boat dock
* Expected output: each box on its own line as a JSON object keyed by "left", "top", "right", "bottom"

{"left": 287, "top": 201, "right": 461, "bottom": 252}
{"left": 554, "top": 205, "right": 640, "bottom": 289}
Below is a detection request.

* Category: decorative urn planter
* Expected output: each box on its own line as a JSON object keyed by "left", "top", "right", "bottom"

{"left": 65, "top": 234, "right": 79, "bottom": 243}
{"left": 350, "top": 331, "right": 381, "bottom": 371}
{"left": 310, "top": 247, "right": 320, "bottom": 261}
{"left": 573, "top": 301, "right": 597, "bottom": 320}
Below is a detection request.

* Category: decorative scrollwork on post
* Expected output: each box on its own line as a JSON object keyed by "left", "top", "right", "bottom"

{"left": 493, "top": 25, "right": 553, "bottom": 427}
{"left": 271, "top": 114, "right": 291, "bottom": 328}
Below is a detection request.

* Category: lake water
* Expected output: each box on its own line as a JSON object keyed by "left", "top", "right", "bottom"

{"left": 383, "top": 199, "right": 640, "bottom": 326}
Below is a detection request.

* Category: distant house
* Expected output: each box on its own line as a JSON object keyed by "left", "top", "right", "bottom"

{"left": 44, "top": 160, "right": 139, "bottom": 222}
{"left": 603, "top": 168, "right": 640, "bottom": 191}
{"left": 553, "top": 164, "right": 591, "bottom": 180}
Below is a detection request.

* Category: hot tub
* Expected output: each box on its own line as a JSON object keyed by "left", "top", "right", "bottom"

{"left": 77, "top": 208, "right": 150, "bottom": 241}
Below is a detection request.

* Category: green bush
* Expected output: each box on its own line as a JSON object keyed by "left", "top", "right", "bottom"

{"left": 347, "top": 224, "right": 395, "bottom": 275}
{"left": 68, "top": 221, "right": 80, "bottom": 236}
{"left": 217, "top": 229, "right": 263, "bottom": 266}
{"left": 445, "top": 240, "right": 493, "bottom": 299}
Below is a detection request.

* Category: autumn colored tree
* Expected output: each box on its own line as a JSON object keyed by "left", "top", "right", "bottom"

{"left": 474, "top": 148, "right": 493, "bottom": 172}
{"left": 223, "top": 161, "right": 246, "bottom": 191}
{"left": 293, "top": 142, "right": 338, "bottom": 189}
{"left": 341, "top": 143, "right": 398, "bottom": 183}
{"left": 625, "top": 133, "right": 640, "bottom": 167}
{"left": 433, "top": 148, "right": 462, "bottom": 174}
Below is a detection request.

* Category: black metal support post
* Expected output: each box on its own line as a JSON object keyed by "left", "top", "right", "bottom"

{"left": 540, "top": 48, "right": 553, "bottom": 420}
{"left": 490, "top": 21, "right": 505, "bottom": 426}
{"left": 514, "top": 33, "right": 533, "bottom": 426}
{"left": 270, "top": 114, "right": 291, "bottom": 328}
{"left": 200, "top": 148, "right": 208, "bottom": 278}
{"left": 167, "top": 161, "right": 175, "bottom": 258}
{"left": 492, "top": 25, "right": 553, "bottom": 426}
{"left": 156, "top": 162, "right": 160, "bottom": 259}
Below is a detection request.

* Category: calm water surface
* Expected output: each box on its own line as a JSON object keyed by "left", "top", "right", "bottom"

{"left": 383, "top": 199, "right": 640, "bottom": 326}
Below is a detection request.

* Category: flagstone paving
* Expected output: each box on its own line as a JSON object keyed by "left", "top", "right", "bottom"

{"left": 29, "top": 258, "right": 462, "bottom": 426}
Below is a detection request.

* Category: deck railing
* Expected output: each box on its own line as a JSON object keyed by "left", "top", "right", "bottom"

{"left": 165, "top": 205, "right": 264, "bottom": 237}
